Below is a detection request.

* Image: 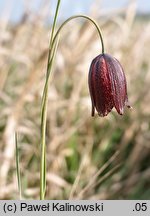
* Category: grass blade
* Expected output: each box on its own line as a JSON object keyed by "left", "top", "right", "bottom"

{"left": 15, "top": 132, "right": 22, "bottom": 200}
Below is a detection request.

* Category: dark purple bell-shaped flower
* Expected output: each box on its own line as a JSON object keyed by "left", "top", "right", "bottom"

{"left": 88, "top": 53, "right": 131, "bottom": 117}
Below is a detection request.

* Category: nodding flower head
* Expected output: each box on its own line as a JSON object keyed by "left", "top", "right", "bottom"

{"left": 88, "top": 53, "right": 131, "bottom": 117}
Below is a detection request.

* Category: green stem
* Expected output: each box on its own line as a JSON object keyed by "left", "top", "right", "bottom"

{"left": 45, "top": 15, "right": 105, "bottom": 97}
{"left": 46, "top": 0, "right": 61, "bottom": 73}
{"left": 40, "top": 0, "right": 61, "bottom": 200}
{"left": 40, "top": 13, "right": 105, "bottom": 200}
{"left": 51, "top": 15, "right": 105, "bottom": 54}
{"left": 49, "top": 0, "right": 61, "bottom": 47}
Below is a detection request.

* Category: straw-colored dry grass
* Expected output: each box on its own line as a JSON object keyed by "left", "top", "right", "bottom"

{"left": 0, "top": 2, "right": 150, "bottom": 199}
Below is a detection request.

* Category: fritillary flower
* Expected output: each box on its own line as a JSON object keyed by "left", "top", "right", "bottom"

{"left": 88, "top": 53, "right": 131, "bottom": 117}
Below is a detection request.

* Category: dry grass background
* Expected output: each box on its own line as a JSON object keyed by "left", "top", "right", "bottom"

{"left": 0, "top": 1, "right": 150, "bottom": 199}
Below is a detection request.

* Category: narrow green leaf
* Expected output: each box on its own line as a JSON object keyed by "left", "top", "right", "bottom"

{"left": 15, "top": 132, "right": 22, "bottom": 200}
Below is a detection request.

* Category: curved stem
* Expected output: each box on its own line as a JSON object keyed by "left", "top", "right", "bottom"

{"left": 40, "top": 14, "right": 105, "bottom": 200}
{"left": 51, "top": 15, "right": 105, "bottom": 54}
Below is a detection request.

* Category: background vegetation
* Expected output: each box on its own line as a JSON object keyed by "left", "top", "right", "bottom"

{"left": 0, "top": 1, "right": 150, "bottom": 199}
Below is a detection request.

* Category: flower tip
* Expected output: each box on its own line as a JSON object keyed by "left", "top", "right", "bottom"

{"left": 127, "top": 104, "right": 132, "bottom": 109}
{"left": 91, "top": 106, "right": 95, "bottom": 117}
{"left": 119, "top": 108, "right": 124, "bottom": 115}
{"left": 126, "top": 101, "right": 132, "bottom": 110}
{"left": 119, "top": 103, "right": 132, "bottom": 116}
